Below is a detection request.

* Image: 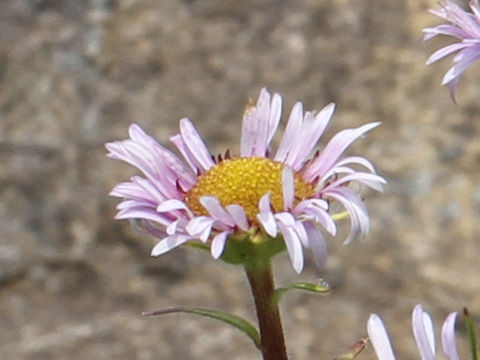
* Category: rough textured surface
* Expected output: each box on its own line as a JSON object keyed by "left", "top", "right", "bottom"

{"left": 1, "top": 0, "right": 479, "bottom": 359}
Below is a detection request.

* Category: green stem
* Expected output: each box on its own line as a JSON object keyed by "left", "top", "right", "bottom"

{"left": 245, "top": 260, "right": 288, "bottom": 360}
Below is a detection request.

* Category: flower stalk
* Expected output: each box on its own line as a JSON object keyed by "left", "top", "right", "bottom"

{"left": 245, "top": 259, "right": 288, "bottom": 360}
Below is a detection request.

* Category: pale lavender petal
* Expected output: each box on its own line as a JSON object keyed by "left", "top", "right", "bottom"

{"left": 304, "top": 221, "right": 328, "bottom": 269}
{"left": 150, "top": 143, "right": 197, "bottom": 189}
{"left": 128, "top": 123, "right": 152, "bottom": 142}
{"left": 294, "top": 200, "right": 337, "bottom": 235}
{"left": 116, "top": 207, "right": 172, "bottom": 227}
{"left": 257, "top": 211, "right": 278, "bottom": 238}
{"left": 367, "top": 314, "right": 397, "bottom": 360}
{"left": 321, "top": 166, "right": 356, "bottom": 178}
{"left": 259, "top": 193, "right": 272, "bottom": 213}
{"left": 226, "top": 204, "right": 249, "bottom": 231}
{"left": 170, "top": 134, "right": 196, "bottom": 172}
{"left": 293, "top": 220, "right": 309, "bottom": 248}
{"left": 151, "top": 146, "right": 197, "bottom": 188}
{"left": 412, "top": 305, "right": 436, "bottom": 360}
{"left": 426, "top": 42, "right": 472, "bottom": 65}
{"left": 211, "top": 231, "right": 230, "bottom": 259}
{"left": 448, "top": 75, "right": 461, "bottom": 103}
{"left": 423, "top": 25, "right": 470, "bottom": 40}
{"left": 167, "top": 218, "right": 191, "bottom": 235}
{"left": 110, "top": 181, "right": 153, "bottom": 202}
{"left": 107, "top": 141, "right": 177, "bottom": 197}
{"left": 303, "top": 198, "right": 329, "bottom": 210}
{"left": 282, "top": 166, "right": 295, "bottom": 209}
{"left": 441, "top": 312, "right": 460, "bottom": 360}
{"left": 118, "top": 124, "right": 156, "bottom": 154}
{"left": 274, "top": 102, "right": 303, "bottom": 162}
{"left": 460, "top": 12, "right": 480, "bottom": 37}
{"left": 127, "top": 124, "right": 186, "bottom": 178}
{"left": 257, "top": 193, "right": 277, "bottom": 237}
{"left": 157, "top": 199, "right": 191, "bottom": 213}
{"left": 151, "top": 234, "right": 192, "bottom": 256}
{"left": 240, "top": 88, "right": 277, "bottom": 157}
{"left": 141, "top": 220, "right": 167, "bottom": 238}
{"left": 324, "top": 187, "right": 369, "bottom": 244}
{"left": 277, "top": 220, "right": 304, "bottom": 273}
{"left": 107, "top": 124, "right": 195, "bottom": 192}
{"left": 240, "top": 107, "right": 257, "bottom": 157}
{"left": 166, "top": 219, "right": 181, "bottom": 235}
{"left": 304, "top": 122, "right": 381, "bottom": 181}
{"left": 325, "top": 172, "right": 386, "bottom": 193}
{"left": 178, "top": 118, "right": 215, "bottom": 171}
{"left": 334, "top": 156, "right": 377, "bottom": 173}
{"left": 252, "top": 88, "right": 272, "bottom": 157}
{"left": 200, "top": 196, "right": 235, "bottom": 227}
{"left": 116, "top": 199, "right": 148, "bottom": 210}
{"left": 429, "top": 6, "right": 449, "bottom": 20}
{"left": 266, "top": 93, "right": 283, "bottom": 145}
{"left": 436, "top": 6, "right": 479, "bottom": 36}
{"left": 131, "top": 176, "right": 168, "bottom": 204}
{"left": 185, "top": 216, "right": 215, "bottom": 242}
{"left": 284, "top": 103, "right": 335, "bottom": 169}
{"left": 442, "top": 45, "right": 480, "bottom": 85}
{"left": 248, "top": 89, "right": 283, "bottom": 157}
{"left": 275, "top": 212, "right": 296, "bottom": 226}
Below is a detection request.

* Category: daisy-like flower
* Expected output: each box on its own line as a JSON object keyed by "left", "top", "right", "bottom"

{"left": 106, "top": 88, "right": 385, "bottom": 273}
{"left": 423, "top": 0, "right": 480, "bottom": 102}
{"left": 367, "top": 304, "right": 460, "bottom": 360}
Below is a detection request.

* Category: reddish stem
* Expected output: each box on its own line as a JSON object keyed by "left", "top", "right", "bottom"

{"left": 245, "top": 261, "right": 288, "bottom": 360}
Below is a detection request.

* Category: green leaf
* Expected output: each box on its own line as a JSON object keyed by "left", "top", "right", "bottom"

{"left": 464, "top": 307, "right": 478, "bottom": 360}
{"left": 332, "top": 338, "right": 368, "bottom": 360}
{"left": 273, "top": 279, "right": 332, "bottom": 304}
{"left": 143, "top": 306, "right": 261, "bottom": 349}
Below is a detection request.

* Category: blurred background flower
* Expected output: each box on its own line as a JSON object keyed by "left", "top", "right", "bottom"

{"left": 424, "top": 0, "right": 480, "bottom": 102}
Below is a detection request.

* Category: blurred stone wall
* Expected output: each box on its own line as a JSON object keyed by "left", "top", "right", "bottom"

{"left": 1, "top": 0, "right": 480, "bottom": 359}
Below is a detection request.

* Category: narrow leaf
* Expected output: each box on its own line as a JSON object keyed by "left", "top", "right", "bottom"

{"left": 464, "top": 307, "right": 478, "bottom": 360}
{"left": 273, "top": 279, "right": 332, "bottom": 304}
{"left": 332, "top": 338, "right": 368, "bottom": 360}
{"left": 143, "top": 306, "right": 260, "bottom": 348}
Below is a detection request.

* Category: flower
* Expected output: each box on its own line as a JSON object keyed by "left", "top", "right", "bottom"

{"left": 367, "top": 304, "right": 460, "bottom": 360}
{"left": 106, "top": 88, "right": 385, "bottom": 273}
{"left": 423, "top": 0, "right": 480, "bottom": 102}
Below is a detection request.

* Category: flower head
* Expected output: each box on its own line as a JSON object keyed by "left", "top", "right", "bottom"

{"left": 367, "top": 304, "right": 460, "bottom": 360}
{"left": 423, "top": 0, "right": 480, "bottom": 102}
{"left": 106, "top": 88, "right": 385, "bottom": 273}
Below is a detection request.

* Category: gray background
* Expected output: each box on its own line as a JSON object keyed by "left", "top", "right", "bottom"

{"left": 1, "top": 0, "right": 479, "bottom": 359}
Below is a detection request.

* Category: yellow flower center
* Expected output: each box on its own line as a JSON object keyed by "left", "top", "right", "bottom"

{"left": 185, "top": 157, "right": 316, "bottom": 221}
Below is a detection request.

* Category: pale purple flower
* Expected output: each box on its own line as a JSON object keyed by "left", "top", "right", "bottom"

{"left": 106, "top": 88, "right": 385, "bottom": 273}
{"left": 423, "top": 0, "right": 480, "bottom": 102}
{"left": 368, "top": 304, "right": 460, "bottom": 360}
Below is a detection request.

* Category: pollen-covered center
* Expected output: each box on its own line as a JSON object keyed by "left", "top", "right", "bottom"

{"left": 185, "top": 157, "right": 316, "bottom": 221}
